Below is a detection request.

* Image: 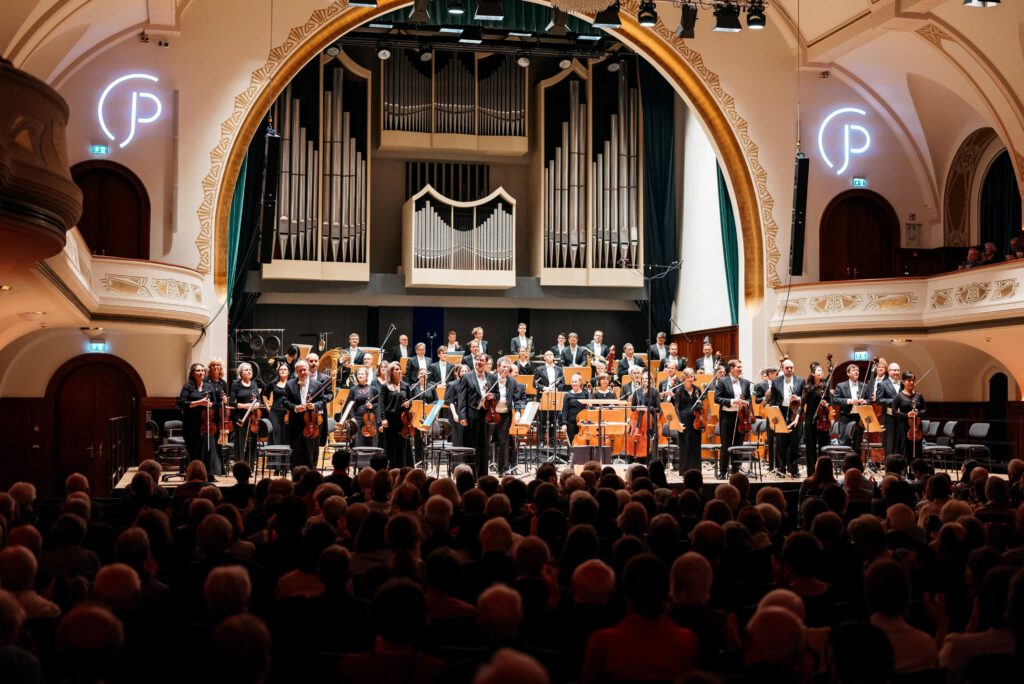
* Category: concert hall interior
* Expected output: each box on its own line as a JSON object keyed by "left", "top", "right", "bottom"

{"left": 2, "top": 0, "right": 1024, "bottom": 680}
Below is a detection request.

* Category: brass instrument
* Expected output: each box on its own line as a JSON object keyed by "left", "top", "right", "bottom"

{"left": 320, "top": 348, "right": 350, "bottom": 416}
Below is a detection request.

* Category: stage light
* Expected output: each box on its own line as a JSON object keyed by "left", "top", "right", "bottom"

{"left": 447, "top": 0, "right": 466, "bottom": 15}
{"left": 418, "top": 45, "right": 433, "bottom": 62}
{"left": 676, "top": 3, "right": 697, "bottom": 38}
{"left": 607, "top": 61, "right": 620, "bottom": 72}
{"left": 747, "top": 2, "right": 766, "bottom": 29}
{"left": 459, "top": 26, "right": 483, "bottom": 44}
{"left": 546, "top": 8, "right": 569, "bottom": 36}
{"left": 638, "top": 1, "right": 658, "bottom": 27}
{"left": 963, "top": 0, "right": 1000, "bottom": 6}
{"left": 409, "top": 0, "right": 430, "bottom": 22}
{"left": 325, "top": 44, "right": 341, "bottom": 57}
{"left": 593, "top": 2, "right": 622, "bottom": 29}
{"left": 475, "top": 0, "right": 505, "bottom": 21}
{"left": 713, "top": 3, "right": 742, "bottom": 32}
{"left": 377, "top": 46, "right": 392, "bottom": 60}
{"left": 516, "top": 53, "right": 531, "bottom": 67}
{"left": 558, "top": 58, "right": 572, "bottom": 69}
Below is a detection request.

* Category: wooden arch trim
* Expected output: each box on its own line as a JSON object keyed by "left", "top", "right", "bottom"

{"left": 44, "top": 353, "right": 148, "bottom": 407}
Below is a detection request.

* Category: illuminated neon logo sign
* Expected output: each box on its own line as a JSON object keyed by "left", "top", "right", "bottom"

{"left": 817, "top": 107, "right": 871, "bottom": 176}
{"left": 97, "top": 73, "right": 163, "bottom": 149}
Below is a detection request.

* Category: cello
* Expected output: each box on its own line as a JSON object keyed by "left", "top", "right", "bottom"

{"left": 625, "top": 378, "right": 653, "bottom": 459}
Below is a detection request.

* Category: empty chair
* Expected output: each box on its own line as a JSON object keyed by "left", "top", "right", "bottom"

{"left": 953, "top": 422, "right": 991, "bottom": 471}
{"left": 922, "top": 420, "right": 957, "bottom": 471}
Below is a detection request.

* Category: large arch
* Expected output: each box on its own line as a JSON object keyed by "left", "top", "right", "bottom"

{"left": 203, "top": 0, "right": 774, "bottom": 311}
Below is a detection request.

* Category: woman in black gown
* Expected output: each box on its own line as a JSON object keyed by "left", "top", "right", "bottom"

{"left": 591, "top": 373, "right": 617, "bottom": 400}
{"left": 893, "top": 370, "right": 927, "bottom": 460}
{"left": 176, "top": 363, "right": 214, "bottom": 467}
{"left": 205, "top": 358, "right": 229, "bottom": 475}
{"left": 344, "top": 367, "right": 381, "bottom": 448}
{"left": 380, "top": 362, "right": 411, "bottom": 468}
{"left": 230, "top": 362, "right": 261, "bottom": 464}
{"left": 560, "top": 373, "right": 590, "bottom": 448}
{"left": 262, "top": 363, "right": 290, "bottom": 446}
{"left": 673, "top": 368, "right": 703, "bottom": 475}
{"left": 802, "top": 362, "right": 830, "bottom": 465}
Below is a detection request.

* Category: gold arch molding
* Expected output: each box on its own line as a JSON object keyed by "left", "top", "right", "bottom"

{"left": 200, "top": 0, "right": 779, "bottom": 307}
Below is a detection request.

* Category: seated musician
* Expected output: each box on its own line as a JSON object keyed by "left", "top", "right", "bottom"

{"left": 514, "top": 347, "right": 533, "bottom": 377}
{"left": 592, "top": 373, "right": 617, "bottom": 400}
{"left": 343, "top": 367, "right": 381, "bottom": 448}
{"left": 445, "top": 330, "right": 463, "bottom": 353}
{"left": 340, "top": 333, "right": 366, "bottom": 385}
{"left": 561, "top": 332, "right": 586, "bottom": 367}
{"left": 660, "top": 360, "right": 681, "bottom": 394}
{"left": 550, "top": 333, "right": 567, "bottom": 363}
{"left": 617, "top": 343, "right": 646, "bottom": 380}
{"left": 560, "top": 373, "right": 590, "bottom": 446}
{"left": 590, "top": 362, "right": 619, "bottom": 388}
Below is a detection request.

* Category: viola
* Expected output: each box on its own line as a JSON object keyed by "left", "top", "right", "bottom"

{"left": 815, "top": 353, "right": 836, "bottom": 432}
{"left": 360, "top": 411, "right": 377, "bottom": 438}
{"left": 484, "top": 394, "right": 501, "bottom": 425}
{"left": 737, "top": 401, "right": 753, "bottom": 434}
{"left": 200, "top": 391, "right": 218, "bottom": 437}
{"left": 303, "top": 407, "right": 323, "bottom": 439}
{"left": 401, "top": 410, "right": 415, "bottom": 438}
{"left": 906, "top": 393, "right": 923, "bottom": 442}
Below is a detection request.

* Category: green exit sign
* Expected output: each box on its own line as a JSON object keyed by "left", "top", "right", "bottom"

{"left": 852, "top": 177, "right": 868, "bottom": 188}
{"left": 89, "top": 144, "right": 110, "bottom": 155}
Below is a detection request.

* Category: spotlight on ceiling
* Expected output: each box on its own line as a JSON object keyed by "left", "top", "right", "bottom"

{"left": 593, "top": 1, "right": 622, "bottom": 29}
{"left": 325, "top": 44, "right": 341, "bottom": 57}
{"left": 418, "top": 45, "right": 433, "bottom": 62}
{"left": 546, "top": 8, "right": 569, "bottom": 36}
{"left": 377, "top": 45, "right": 392, "bottom": 60}
{"left": 637, "top": 1, "right": 658, "bottom": 27}
{"left": 747, "top": 2, "right": 766, "bottom": 29}
{"left": 607, "top": 60, "right": 621, "bottom": 72}
{"left": 675, "top": 3, "right": 697, "bottom": 38}
{"left": 558, "top": 58, "right": 572, "bottom": 70}
{"left": 409, "top": 0, "right": 430, "bottom": 22}
{"left": 349, "top": 0, "right": 378, "bottom": 7}
{"left": 447, "top": 0, "right": 466, "bottom": 15}
{"left": 474, "top": 0, "right": 505, "bottom": 21}
{"left": 963, "top": 0, "right": 1000, "bottom": 6}
{"left": 712, "top": 2, "right": 742, "bottom": 32}
{"left": 459, "top": 26, "right": 483, "bottom": 44}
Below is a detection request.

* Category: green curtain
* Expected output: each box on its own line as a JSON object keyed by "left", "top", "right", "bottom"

{"left": 980, "top": 150, "right": 1022, "bottom": 255}
{"left": 716, "top": 164, "right": 739, "bottom": 326}
{"left": 226, "top": 155, "right": 248, "bottom": 308}
{"left": 639, "top": 60, "right": 678, "bottom": 335}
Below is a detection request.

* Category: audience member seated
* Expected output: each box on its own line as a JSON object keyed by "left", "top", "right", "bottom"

{"left": 865, "top": 559, "right": 938, "bottom": 673}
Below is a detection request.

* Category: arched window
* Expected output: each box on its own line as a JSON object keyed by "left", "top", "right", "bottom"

{"left": 71, "top": 161, "right": 150, "bottom": 259}
{"left": 979, "top": 150, "right": 1022, "bottom": 257}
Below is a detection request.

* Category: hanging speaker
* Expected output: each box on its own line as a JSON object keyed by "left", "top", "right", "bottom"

{"left": 258, "top": 127, "right": 282, "bottom": 264}
{"left": 789, "top": 153, "right": 809, "bottom": 277}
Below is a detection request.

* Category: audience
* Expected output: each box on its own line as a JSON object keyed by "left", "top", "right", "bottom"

{"left": 0, "top": 455, "right": 1021, "bottom": 683}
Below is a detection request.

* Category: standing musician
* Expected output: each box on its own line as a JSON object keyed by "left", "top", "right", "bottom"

{"left": 694, "top": 338, "right": 719, "bottom": 375}
{"left": 446, "top": 363, "right": 466, "bottom": 447}
{"left": 343, "top": 366, "right": 381, "bottom": 449}
{"left": 470, "top": 326, "right": 488, "bottom": 354}
{"left": 768, "top": 359, "right": 805, "bottom": 478}
{"left": 833, "top": 363, "right": 868, "bottom": 454}
{"left": 587, "top": 330, "right": 609, "bottom": 361}
{"left": 649, "top": 332, "right": 670, "bottom": 362}
{"left": 672, "top": 368, "right": 703, "bottom": 475}
{"left": 535, "top": 350, "right": 565, "bottom": 449}
{"left": 664, "top": 342, "right": 687, "bottom": 372}
{"left": 408, "top": 369, "right": 438, "bottom": 465}
{"left": 561, "top": 332, "right": 586, "bottom": 367}
{"left": 492, "top": 358, "right": 526, "bottom": 474}
{"left": 380, "top": 362, "right": 411, "bottom": 468}
{"left": 282, "top": 360, "right": 330, "bottom": 469}
{"left": 616, "top": 343, "right": 646, "bottom": 380}
{"left": 714, "top": 359, "right": 752, "bottom": 480}
{"left": 560, "top": 373, "right": 591, "bottom": 448}
{"left": 306, "top": 352, "right": 332, "bottom": 450}
{"left": 206, "top": 358, "right": 229, "bottom": 475}
{"left": 445, "top": 330, "right": 463, "bottom": 354}
{"left": 592, "top": 373, "right": 617, "bottom": 399}
{"left": 628, "top": 371, "right": 660, "bottom": 459}
{"left": 458, "top": 355, "right": 498, "bottom": 477}
{"left": 230, "top": 362, "right": 261, "bottom": 464}
{"left": 802, "top": 362, "right": 831, "bottom": 465}
{"left": 753, "top": 365, "right": 779, "bottom": 472}
{"left": 550, "top": 333, "right": 568, "bottom": 364}
{"left": 510, "top": 323, "right": 531, "bottom": 355}
{"left": 262, "top": 363, "right": 290, "bottom": 446}
{"left": 430, "top": 346, "right": 455, "bottom": 386}
{"left": 463, "top": 340, "right": 482, "bottom": 369}
{"left": 405, "top": 342, "right": 432, "bottom": 384}
{"left": 390, "top": 334, "right": 412, "bottom": 363}
{"left": 876, "top": 360, "right": 903, "bottom": 457}
{"left": 513, "top": 347, "right": 534, "bottom": 377}
{"left": 893, "top": 371, "right": 927, "bottom": 460}
{"left": 340, "top": 333, "right": 366, "bottom": 385}
{"left": 659, "top": 359, "right": 681, "bottom": 392}
{"left": 373, "top": 360, "right": 389, "bottom": 390}
{"left": 176, "top": 363, "right": 215, "bottom": 468}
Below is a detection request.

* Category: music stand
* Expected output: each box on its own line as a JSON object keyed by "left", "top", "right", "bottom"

{"left": 855, "top": 405, "right": 883, "bottom": 433}
{"left": 660, "top": 402, "right": 683, "bottom": 432}
{"left": 539, "top": 390, "right": 565, "bottom": 463}
{"left": 400, "top": 357, "right": 409, "bottom": 375}
{"left": 516, "top": 375, "right": 536, "bottom": 396}
{"left": 510, "top": 401, "right": 540, "bottom": 474}
{"left": 561, "top": 366, "right": 592, "bottom": 386}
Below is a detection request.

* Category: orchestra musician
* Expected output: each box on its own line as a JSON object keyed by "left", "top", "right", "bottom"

{"left": 877, "top": 360, "right": 903, "bottom": 457}
{"left": 510, "top": 323, "right": 531, "bottom": 355}
{"left": 470, "top": 326, "right": 488, "bottom": 354}
{"left": 664, "top": 342, "right": 686, "bottom": 372}
{"left": 659, "top": 359, "right": 681, "bottom": 392}
{"left": 616, "top": 343, "right": 646, "bottom": 380}
{"left": 374, "top": 360, "right": 389, "bottom": 390}
{"left": 390, "top": 334, "right": 411, "bottom": 363}
{"left": 176, "top": 362, "right": 215, "bottom": 468}
{"left": 408, "top": 369, "right": 438, "bottom": 465}
{"left": 306, "top": 352, "right": 332, "bottom": 450}
{"left": 587, "top": 330, "right": 609, "bottom": 360}
{"left": 380, "top": 362, "right": 411, "bottom": 468}
{"left": 672, "top": 368, "right": 703, "bottom": 474}
{"left": 591, "top": 362, "right": 619, "bottom": 389}
{"left": 340, "top": 333, "right": 366, "bottom": 385}
{"left": 535, "top": 350, "right": 564, "bottom": 449}
{"left": 458, "top": 355, "right": 498, "bottom": 477}
{"left": 282, "top": 360, "right": 330, "bottom": 469}
{"left": 430, "top": 346, "right": 456, "bottom": 386}
{"left": 405, "top": 342, "right": 431, "bottom": 384}
{"left": 893, "top": 371, "right": 927, "bottom": 460}
{"left": 492, "top": 358, "right": 526, "bottom": 475}
{"left": 446, "top": 363, "right": 466, "bottom": 447}
{"left": 342, "top": 366, "right": 381, "bottom": 449}
{"left": 628, "top": 371, "right": 659, "bottom": 459}
{"left": 767, "top": 358, "right": 805, "bottom": 478}
{"left": 592, "top": 373, "right": 617, "bottom": 399}
{"left": 802, "top": 362, "right": 831, "bottom": 464}
{"left": 560, "top": 373, "right": 590, "bottom": 447}
{"left": 463, "top": 340, "right": 482, "bottom": 369}
{"left": 753, "top": 365, "right": 778, "bottom": 472}
{"left": 230, "top": 362, "right": 261, "bottom": 464}
{"left": 714, "top": 359, "right": 752, "bottom": 479}
{"left": 550, "top": 333, "right": 568, "bottom": 363}
{"left": 206, "top": 358, "right": 229, "bottom": 475}
{"left": 284, "top": 344, "right": 301, "bottom": 374}
{"left": 833, "top": 363, "right": 868, "bottom": 454}
{"left": 262, "top": 363, "right": 290, "bottom": 446}
{"left": 694, "top": 338, "right": 719, "bottom": 375}
{"left": 561, "top": 332, "right": 586, "bottom": 367}
{"left": 513, "top": 347, "right": 533, "bottom": 376}
{"left": 649, "top": 332, "right": 669, "bottom": 362}
{"left": 445, "top": 330, "right": 463, "bottom": 354}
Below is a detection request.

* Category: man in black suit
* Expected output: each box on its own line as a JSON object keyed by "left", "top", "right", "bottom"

{"left": 714, "top": 359, "right": 752, "bottom": 479}
{"left": 693, "top": 339, "right": 719, "bottom": 375}
{"left": 549, "top": 333, "right": 567, "bottom": 364}
{"left": 767, "top": 359, "right": 804, "bottom": 477}
{"left": 430, "top": 346, "right": 456, "bottom": 386}
{"left": 390, "top": 334, "right": 411, "bottom": 363}
{"left": 305, "top": 352, "right": 333, "bottom": 449}
{"left": 875, "top": 361, "right": 902, "bottom": 456}
{"left": 664, "top": 342, "right": 687, "bottom": 372}
{"left": 470, "top": 326, "right": 488, "bottom": 355}
{"left": 492, "top": 358, "right": 527, "bottom": 475}
{"left": 561, "top": 332, "right": 586, "bottom": 367}
{"left": 459, "top": 355, "right": 498, "bottom": 477}
{"left": 444, "top": 330, "right": 463, "bottom": 354}
{"left": 586, "top": 330, "right": 609, "bottom": 362}
{"left": 616, "top": 343, "right": 646, "bottom": 380}
{"left": 534, "top": 351, "right": 564, "bottom": 449}
{"left": 339, "top": 333, "right": 366, "bottom": 386}
{"left": 833, "top": 364, "right": 869, "bottom": 454}
{"left": 510, "top": 323, "right": 531, "bottom": 355}
{"left": 649, "top": 332, "right": 669, "bottom": 362}
{"left": 404, "top": 342, "right": 432, "bottom": 384}
{"left": 282, "top": 360, "right": 331, "bottom": 469}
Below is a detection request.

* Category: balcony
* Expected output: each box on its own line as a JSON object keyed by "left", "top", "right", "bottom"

{"left": 769, "top": 261, "right": 1024, "bottom": 338}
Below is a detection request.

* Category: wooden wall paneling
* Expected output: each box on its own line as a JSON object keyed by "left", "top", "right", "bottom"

{"left": 671, "top": 325, "right": 738, "bottom": 369}
{"left": 0, "top": 399, "right": 49, "bottom": 493}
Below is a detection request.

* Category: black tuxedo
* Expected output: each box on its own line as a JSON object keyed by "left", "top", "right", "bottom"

{"left": 872, "top": 376, "right": 901, "bottom": 456}
{"left": 494, "top": 375, "right": 526, "bottom": 475}
{"left": 429, "top": 360, "right": 456, "bottom": 386}
{"left": 714, "top": 374, "right": 753, "bottom": 477}
{"left": 648, "top": 344, "right": 670, "bottom": 361}
{"left": 663, "top": 355, "right": 686, "bottom": 371}
{"left": 282, "top": 377, "right": 331, "bottom": 468}
{"left": 561, "top": 346, "right": 587, "bottom": 367}
{"left": 534, "top": 364, "right": 565, "bottom": 392}
{"left": 833, "top": 379, "right": 868, "bottom": 453}
{"left": 616, "top": 355, "right": 646, "bottom": 379}
{"left": 339, "top": 348, "right": 366, "bottom": 384}
{"left": 549, "top": 345, "right": 567, "bottom": 365}
{"left": 510, "top": 336, "right": 531, "bottom": 354}
{"left": 473, "top": 339, "right": 488, "bottom": 354}
{"left": 390, "top": 344, "right": 411, "bottom": 362}
{"left": 404, "top": 355, "right": 432, "bottom": 383}
{"left": 445, "top": 342, "right": 464, "bottom": 354}
{"left": 586, "top": 342, "right": 609, "bottom": 360}
{"left": 694, "top": 356, "right": 719, "bottom": 374}
{"left": 459, "top": 372, "right": 498, "bottom": 476}
{"left": 767, "top": 374, "right": 806, "bottom": 475}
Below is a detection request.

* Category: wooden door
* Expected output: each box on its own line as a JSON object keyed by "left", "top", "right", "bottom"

{"left": 54, "top": 362, "right": 138, "bottom": 497}
{"left": 819, "top": 191, "right": 899, "bottom": 281}
{"left": 71, "top": 161, "right": 150, "bottom": 259}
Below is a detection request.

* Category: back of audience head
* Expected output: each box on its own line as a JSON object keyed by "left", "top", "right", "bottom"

{"left": 205, "top": 565, "right": 252, "bottom": 620}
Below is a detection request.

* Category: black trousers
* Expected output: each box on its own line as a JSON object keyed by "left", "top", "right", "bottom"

{"left": 839, "top": 417, "right": 864, "bottom": 455}
{"left": 493, "top": 412, "right": 514, "bottom": 474}
{"left": 883, "top": 412, "right": 898, "bottom": 456}
{"left": 382, "top": 416, "right": 407, "bottom": 468}
{"left": 776, "top": 425, "right": 801, "bottom": 476}
{"left": 289, "top": 430, "right": 318, "bottom": 470}
{"left": 234, "top": 424, "right": 258, "bottom": 464}
{"left": 804, "top": 420, "right": 829, "bottom": 465}
{"left": 718, "top": 411, "right": 743, "bottom": 477}
{"left": 678, "top": 422, "right": 701, "bottom": 474}
{"left": 466, "top": 416, "right": 490, "bottom": 477}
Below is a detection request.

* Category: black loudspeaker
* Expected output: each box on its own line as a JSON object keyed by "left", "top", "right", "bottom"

{"left": 257, "top": 129, "right": 282, "bottom": 264}
{"left": 789, "top": 153, "right": 809, "bottom": 277}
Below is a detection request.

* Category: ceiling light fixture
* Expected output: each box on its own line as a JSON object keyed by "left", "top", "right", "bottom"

{"left": 593, "top": 1, "right": 622, "bottom": 29}
{"left": 676, "top": 3, "right": 698, "bottom": 38}
{"left": 474, "top": 0, "right": 505, "bottom": 21}
{"left": 377, "top": 45, "right": 392, "bottom": 59}
{"left": 558, "top": 58, "right": 573, "bottom": 69}
{"left": 607, "top": 60, "right": 621, "bottom": 72}
{"left": 546, "top": 8, "right": 570, "bottom": 36}
{"left": 516, "top": 53, "right": 531, "bottom": 67}
{"left": 325, "top": 44, "right": 341, "bottom": 57}
{"left": 447, "top": 0, "right": 466, "bottom": 15}
{"left": 712, "top": 3, "right": 742, "bottom": 32}
{"left": 418, "top": 45, "right": 433, "bottom": 62}
{"left": 409, "top": 0, "right": 430, "bottom": 22}
{"left": 637, "top": 1, "right": 658, "bottom": 27}
{"left": 963, "top": 0, "right": 1000, "bottom": 6}
{"left": 459, "top": 26, "right": 484, "bottom": 44}
{"left": 746, "top": 1, "right": 766, "bottom": 29}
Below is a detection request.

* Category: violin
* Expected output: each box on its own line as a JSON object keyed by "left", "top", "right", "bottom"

{"left": 401, "top": 409, "right": 416, "bottom": 438}
{"left": 692, "top": 402, "right": 704, "bottom": 431}
{"left": 484, "top": 394, "right": 500, "bottom": 425}
{"left": 868, "top": 355, "right": 885, "bottom": 424}
{"left": 360, "top": 411, "right": 377, "bottom": 438}
{"left": 814, "top": 353, "right": 835, "bottom": 432}
{"left": 200, "top": 391, "right": 218, "bottom": 438}
{"left": 606, "top": 345, "right": 616, "bottom": 371}
{"left": 907, "top": 393, "right": 923, "bottom": 442}
{"left": 737, "top": 401, "right": 753, "bottom": 434}
{"left": 303, "top": 407, "right": 323, "bottom": 439}
{"left": 218, "top": 394, "right": 231, "bottom": 447}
